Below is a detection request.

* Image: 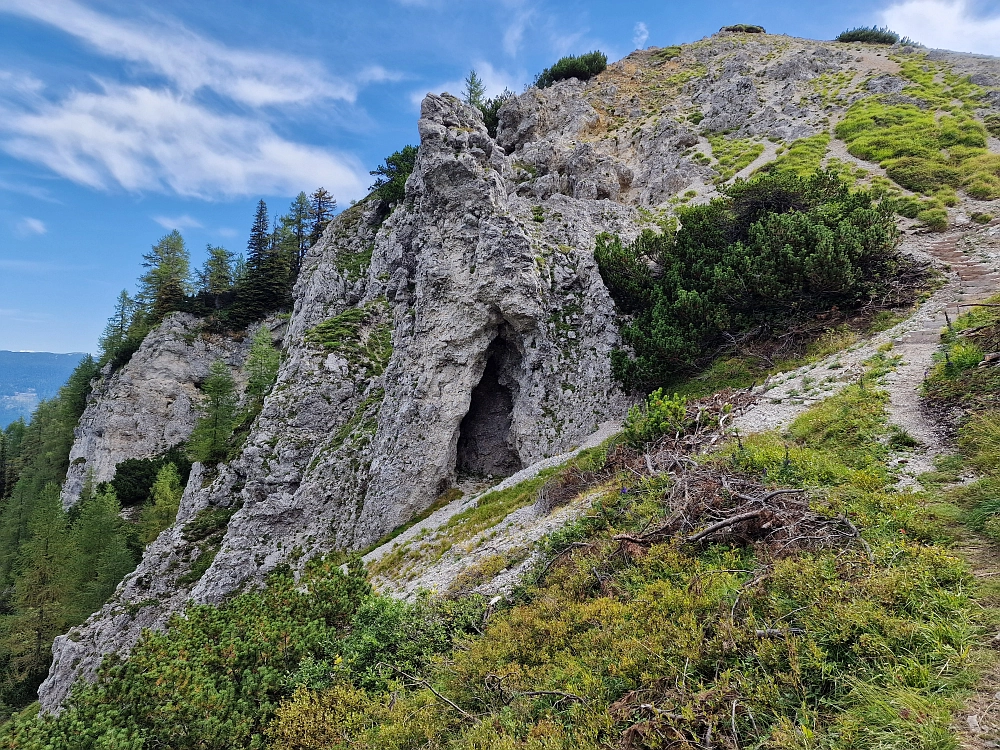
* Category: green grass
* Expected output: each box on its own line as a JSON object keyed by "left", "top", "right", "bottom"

{"left": 757, "top": 133, "right": 831, "bottom": 177}
{"left": 835, "top": 54, "right": 1000, "bottom": 215}
{"left": 304, "top": 300, "right": 392, "bottom": 377}
{"left": 707, "top": 134, "right": 765, "bottom": 180}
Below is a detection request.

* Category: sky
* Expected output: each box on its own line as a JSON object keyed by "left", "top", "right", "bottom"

{"left": 1, "top": 0, "right": 999, "bottom": 353}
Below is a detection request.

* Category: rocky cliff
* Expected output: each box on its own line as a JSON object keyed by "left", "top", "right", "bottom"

{"left": 59, "top": 313, "right": 255, "bottom": 508}
{"left": 38, "top": 28, "right": 1000, "bottom": 709}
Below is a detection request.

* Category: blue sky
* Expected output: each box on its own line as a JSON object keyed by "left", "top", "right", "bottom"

{"left": 1, "top": 0, "right": 998, "bottom": 353}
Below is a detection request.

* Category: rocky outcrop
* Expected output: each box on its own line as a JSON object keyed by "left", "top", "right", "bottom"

{"left": 40, "top": 91, "right": 634, "bottom": 710}
{"left": 60, "top": 313, "right": 253, "bottom": 508}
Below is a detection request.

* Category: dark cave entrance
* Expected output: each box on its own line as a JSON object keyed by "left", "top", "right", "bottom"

{"left": 456, "top": 333, "right": 523, "bottom": 478}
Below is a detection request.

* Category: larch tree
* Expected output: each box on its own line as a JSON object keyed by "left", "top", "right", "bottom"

{"left": 137, "top": 230, "right": 191, "bottom": 322}
{"left": 245, "top": 326, "right": 281, "bottom": 407}
{"left": 140, "top": 463, "right": 184, "bottom": 545}
{"left": 463, "top": 69, "right": 486, "bottom": 107}
{"left": 197, "top": 245, "right": 234, "bottom": 309}
{"left": 188, "top": 361, "right": 239, "bottom": 463}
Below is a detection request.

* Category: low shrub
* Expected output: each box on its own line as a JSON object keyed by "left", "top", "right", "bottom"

{"left": 721, "top": 24, "right": 765, "bottom": 33}
{"left": 534, "top": 51, "right": 607, "bottom": 89}
{"left": 836, "top": 25, "right": 913, "bottom": 45}
{"left": 596, "top": 169, "right": 906, "bottom": 389}
{"left": 917, "top": 206, "right": 949, "bottom": 231}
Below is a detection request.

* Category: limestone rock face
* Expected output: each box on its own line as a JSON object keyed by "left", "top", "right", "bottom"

{"left": 59, "top": 313, "right": 251, "bottom": 508}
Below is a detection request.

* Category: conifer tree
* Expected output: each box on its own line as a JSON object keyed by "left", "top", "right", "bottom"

{"left": 98, "top": 290, "right": 136, "bottom": 365}
{"left": 308, "top": 188, "right": 336, "bottom": 248}
{"left": 463, "top": 69, "right": 486, "bottom": 107}
{"left": 196, "top": 245, "right": 234, "bottom": 309}
{"left": 139, "top": 463, "right": 183, "bottom": 545}
{"left": 238, "top": 200, "right": 290, "bottom": 322}
{"left": 6, "top": 484, "right": 73, "bottom": 686}
{"left": 137, "top": 231, "right": 191, "bottom": 322}
{"left": 281, "top": 192, "right": 311, "bottom": 277}
{"left": 245, "top": 327, "right": 281, "bottom": 407}
{"left": 188, "top": 362, "right": 239, "bottom": 463}
{"left": 70, "top": 486, "right": 134, "bottom": 619}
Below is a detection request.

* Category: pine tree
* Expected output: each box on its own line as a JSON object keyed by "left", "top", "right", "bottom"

{"left": 245, "top": 327, "right": 281, "bottom": 407}
{"left": 308, "top": 188, "right": 336, "bottom": 249}
{"left": 188, "top": 362, "right": 239, "bottom": 463}
{"left": 463, "top": 69, "right": 486, "bottom": 107}
{"left": 196, "top": 245, "right": 234, "bottom": 309}
{"left": 137, "top": 231, "right": 191, "bottom": 322}
{"left": 139, "top": 463, "right": 183, "bottom": 545}
{"left": 370, "top": 146, "right": 418, "bottom": 206}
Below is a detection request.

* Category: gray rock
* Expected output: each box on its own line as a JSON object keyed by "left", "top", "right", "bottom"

{"left": 60, "top": 313, "right": 252, "bottom": 508}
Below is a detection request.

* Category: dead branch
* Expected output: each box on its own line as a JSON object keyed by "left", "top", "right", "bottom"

{"left": 684, "top": 511, "right": 765, "bottom": 545}
{"left": 380, "top": 664, "right": 474, "bottom": 720}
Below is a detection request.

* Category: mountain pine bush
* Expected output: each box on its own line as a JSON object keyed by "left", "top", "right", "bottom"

{"left": 596, "top": 170, "right": 902, "bottom": 389}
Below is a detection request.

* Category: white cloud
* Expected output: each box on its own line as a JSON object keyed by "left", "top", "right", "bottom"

{"left": 881, "top": 0, "right": 1000, "bottom": 54}
{"left": 152, "top": 214, "right": 202, "bottom": 230}
{"left": 0, "top": 0, "right": 363, "bottom": 106}
{"left": 16, "top": 217, "right": 46, "bottom": 235}
{"left": 504, "top": 9, "right": 534, "bottom": 56}
{"left": 0, "top": 83, "right": 368, "bottom": 199}
{"left": 633, "top": 22, "right": 649, "bottom": 49}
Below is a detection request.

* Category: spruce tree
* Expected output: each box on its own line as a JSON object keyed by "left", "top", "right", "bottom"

{"left": 308, "top": 188, "right": 336, "bottom": 249}
{"left": 238, "top": 200, "right": 290, "bottom": 323}
{"left": 188, "top": 362, "right": 239, "bottom": 464}
{"left": 137, "top": 231, "right": 191, "bottom": 322}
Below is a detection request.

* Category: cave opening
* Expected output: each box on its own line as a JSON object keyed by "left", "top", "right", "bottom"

{"left": 456, "top": 332, "right": 523, "bottom": 478}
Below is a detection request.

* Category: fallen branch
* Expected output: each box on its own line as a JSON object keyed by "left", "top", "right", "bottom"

{"left": 684, "top": 510, "right": 764, "bottom": 545}
{"left": 755, "top": 628, "right": 806, "bottom": 638}
{"left": 380, "top": 664, "right": 474, "bottom": 720}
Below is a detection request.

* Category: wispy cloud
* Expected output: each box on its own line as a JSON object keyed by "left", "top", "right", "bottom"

{"left": 504, "top": 9, "right": 534, "bottom": 56}
{"left": 0, "top": 83, "right": 367, "bottom": 199}
{"left": 16, "top": 217, "right": 46, "bottom": 235}
{"left": 152, "top": 214, "right": 203, "bottom": 230}
{"left": 0, "top": 0, "right": 387, "bottom": 199}
{"left": 0, "top": 0, "right": 361, "bottom": 106}
{"left": 633, "top": 22, "right": 649, "bottom": 49}
{"left": 881, "top": 0, "right": 1000, "bottom": 54}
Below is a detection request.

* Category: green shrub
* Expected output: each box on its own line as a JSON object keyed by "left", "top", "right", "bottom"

{"left": 721, "top": 24, "right": 765, "bottom": 33}
{"left": 971, "top": 211, "right": 994, "bottom": 224}
{"left": 985, "top": 114, "right": 1000, "bottom": 138}
{"left": 836, "top": 25, "right": 910, "bottom": 45}
{"left": 917, "top": 206, "right": 949, "bottom": 231}
{"left": 109, "top": 446, "right": 192, "bottom": 507}
{"left": 596, "top": 170, "right": 904, "bottom": 388}
{"left": 476, "top": 89, "right": 514, "bottom": 138}
{"left": 534, "top": 51, "right": 607, "bottom": 89}
{"left": 623, "top": 389, "right": 692, "bottom": 445}
{"left": 652, "top": 45, "right": 682, "bottom": 62}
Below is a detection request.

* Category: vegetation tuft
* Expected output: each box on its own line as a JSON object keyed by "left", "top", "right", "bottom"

{"left": 836, "top": 26, "right": 917, "bottom": 45}
{"left": 534, "top": 51, "right": 608, "bottom": 89}
{"left": 5, "top": 363, "right": 987, "bottom": 749}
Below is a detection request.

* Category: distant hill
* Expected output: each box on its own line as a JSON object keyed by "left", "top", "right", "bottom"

{"left": 0, "top": 350, "right": 87, "bottom": 427}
